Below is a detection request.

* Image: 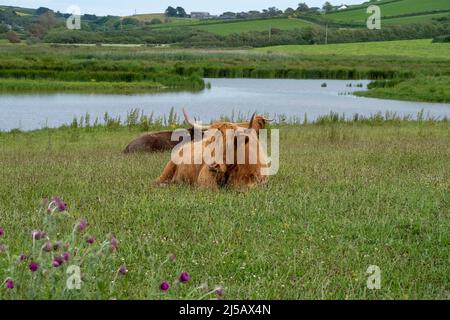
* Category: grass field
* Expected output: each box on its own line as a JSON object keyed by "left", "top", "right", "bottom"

{"left": 0, "top": 79, "right": 167, "bottom": 94}
{"left": 194, "top": 18, "right": 313, "bottom": 36}
{"left": 256, "top": 39, "right": 450, "bottom": 60}
{"left": 355, "top": 76, "right": 450, "bottom": 103}
{"left": 325, "top": 0, "right": 450, "bottom": 24}
{"left": 382, "top": 12, "right": 450, "bottom": 25}
{"left": 0, "top": 120, "right": 449, "bottom": 299}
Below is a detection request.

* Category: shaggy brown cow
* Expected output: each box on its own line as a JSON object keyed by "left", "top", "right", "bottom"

{"left": 153, "top": 110, "right": 268, "bottom": 191}
{"left": 123, "top": 129, "right": 195, "bottom": 154}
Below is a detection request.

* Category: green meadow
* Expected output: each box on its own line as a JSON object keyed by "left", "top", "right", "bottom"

{"left": 0, "top": 118, "right": 449, "bottom": 299}
{"left": 325, "top": 0, "right": 450, "bottom": 24}
{"left": 256, "top": 39, "right": 450, "bottom": 59}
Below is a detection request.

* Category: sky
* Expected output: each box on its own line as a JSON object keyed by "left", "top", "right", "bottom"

{"left": 2, "top": 0, "right": 365, "bottom": 16}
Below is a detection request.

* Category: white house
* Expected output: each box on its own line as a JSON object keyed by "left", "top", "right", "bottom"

{"left": 338, "top": 5, "right": 348, "bottom": 10}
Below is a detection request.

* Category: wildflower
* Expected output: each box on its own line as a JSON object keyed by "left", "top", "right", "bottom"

{"left": 110, "top": 235, "right": 118, "bottom": 252}
{"left": 118, "top": 265, "right": 128, "bottom": 275}
{"left": 52, "top": 197, "right": 67, "bottom": 212}
{"left": 29, "top": 262, "right": 39, "bottom": 272}
{"left": 76, "top": 219, "right": 87, "bottom": 232}
{"left": 32, "top": 230, "right": 47, "bottom": 240}
{"left": 179, "top": 272, "right": 190, "bottom": 283}
{"left": 52, "top": 256, "right": 64, "bottom": 268}
{"left": 19, "top": 254, "right": 28, "bottom": 261}
{"left": 0, "top": 227, "right": 4, "bottom": 237}
{"left": 5, "top": 278, "right": 14, "bottom": 289}
{"left": 215, "top": 286, "right": 225, "bottom": 297}
{"left": 160, "top": 281, "right": 170, "bottom": 291}
{"left": 42, "top": 242, "right": 53, "bottom": 252}
{"left": 63, "top": 252, "right": 70, "bottom": 261}
{"left": 86, "top": 236, "right": 96, "bottom": 245}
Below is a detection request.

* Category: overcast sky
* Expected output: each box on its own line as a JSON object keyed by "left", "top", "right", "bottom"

{"left": 3, "top": 1, "right": 366, "bottom": 16}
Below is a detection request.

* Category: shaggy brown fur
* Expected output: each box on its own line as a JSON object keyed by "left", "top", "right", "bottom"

{"left": 123, "top": 128, "right": 195, "bottom": 154}
{"left": 154, "top": 111, "right": 268, "bottom": 191}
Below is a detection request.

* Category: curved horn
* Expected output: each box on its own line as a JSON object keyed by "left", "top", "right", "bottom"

{"left": 248, "top": 112, "right": 257, "bottom": 129}
{"left": 183, "top": 108, "right": 210, "bottom": 131}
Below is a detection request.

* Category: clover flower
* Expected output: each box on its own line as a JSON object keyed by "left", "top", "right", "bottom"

{"left": 160, "top": 281, "right": 170, "bottom": 291}
{"left": 63, "top": 252, "right": 70, "bottom": 261}
{"left": 76, "top": 219, "right": 87, "bottom": 232}
{"left": 110, "top": 235, "right": 118, "bottom": 252}
{"left": 29, "top": 262, "right": 39, "bottom": 272}
{"left": 86, "top": 236, "right": 96, "bottom": 245}
{"left": 42, "top": 242, "right": 53, "bottom": 252}
{"left": 52, "top": 256, "right": 64, "bottom": 268}
{"left": 215, "top": 286, "right": 225, "bottom": 297}
{"left": 179, "top": 272, "right": 190, "bottom": 283}
{"left": 5, "top": 278, "right": 14, "bottom": 289}
{"left": 52, "top": 197, "right": 67, "bottom": 212}
{"left": 118, "top": 265, "right": 128, "bottom": 275}
{"left": 32, "top": 230, "right": 47, "bottom": 240}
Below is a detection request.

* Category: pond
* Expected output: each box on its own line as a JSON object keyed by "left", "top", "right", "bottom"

{"left": 1, "top": 78, "right": 449, "bottom": 131}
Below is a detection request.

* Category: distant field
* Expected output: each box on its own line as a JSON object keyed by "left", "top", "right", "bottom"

{"left": 194, "top": 18, "right": 314, "bottom": 36}
{"left": 131, "top": 13, "right": 201, "bottom": 26}
{"left": 256, "top": 39, "right": 450, "bottom": 60}
{"left": 382, "top": 12, "right": 450, "bottom": 25}
{"left": 325, "top": 0, "right": 450, "bottom": 23}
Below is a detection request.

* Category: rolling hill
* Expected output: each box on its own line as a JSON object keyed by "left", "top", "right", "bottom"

{"left": 325, "top": 0, "right": 450, "bottom": 25}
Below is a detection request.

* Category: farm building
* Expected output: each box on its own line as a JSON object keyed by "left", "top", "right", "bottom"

{"left": 191, "top": 12, "right": 211, "bottom": 19}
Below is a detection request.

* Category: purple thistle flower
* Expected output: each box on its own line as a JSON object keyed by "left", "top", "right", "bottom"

{"left": 77, "top": 219, "right": 87, "bottom": 232}
{"left": 52, "top": 256, "right": 64, "bottom": 268}
{"left": 42, "top": 242, "right": 53, "bottom": 252}
{"left": 110, "top": 236, "right": 118, "bottom": 252}
{"left": 118, "top": 265, "right": 128, "bottom": 275}
{"left": 5, "top": 278, "right": 14, "bottom": 289}
{"left": 179, "top": 272, "right": 190, "bottom": 283}
{"left": 215, "top": 286, "right": 225, "bottom": 297}
{"left": 63, "top": 252, "right": 70, "bottom": 261}
{"left": 32, "top": 230, "right": 47, "bottom": 240}
{"left": 86, "top": 236, "right": 96, "bottom": 245}
{"left": 0, "top": 227, "right": 4, "bottom": 237}
{"left": 19, "top": 254, "right": 28, "bottom": 261}
{"left": 29, "top": 261, "right": 39, "bottom": 272}
{"left": 160, "top": 281, "right": 170, "bottom": 291}
{"left": 52, "top": 197, "right": 67, "bottom": 212}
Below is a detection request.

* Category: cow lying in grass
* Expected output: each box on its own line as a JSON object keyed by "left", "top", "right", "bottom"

{"left": 123, "top": 129, "right": 195, "bottom": 154}
{"left": 153, "top": 110, "right": 268, "bottom": 191}
{"left": 123, "top": 114, "right": 270, "bottom": 154}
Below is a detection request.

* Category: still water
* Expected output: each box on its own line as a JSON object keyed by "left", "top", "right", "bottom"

{"left": 1, "top": 78, "right": 449, "bottom": 131}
